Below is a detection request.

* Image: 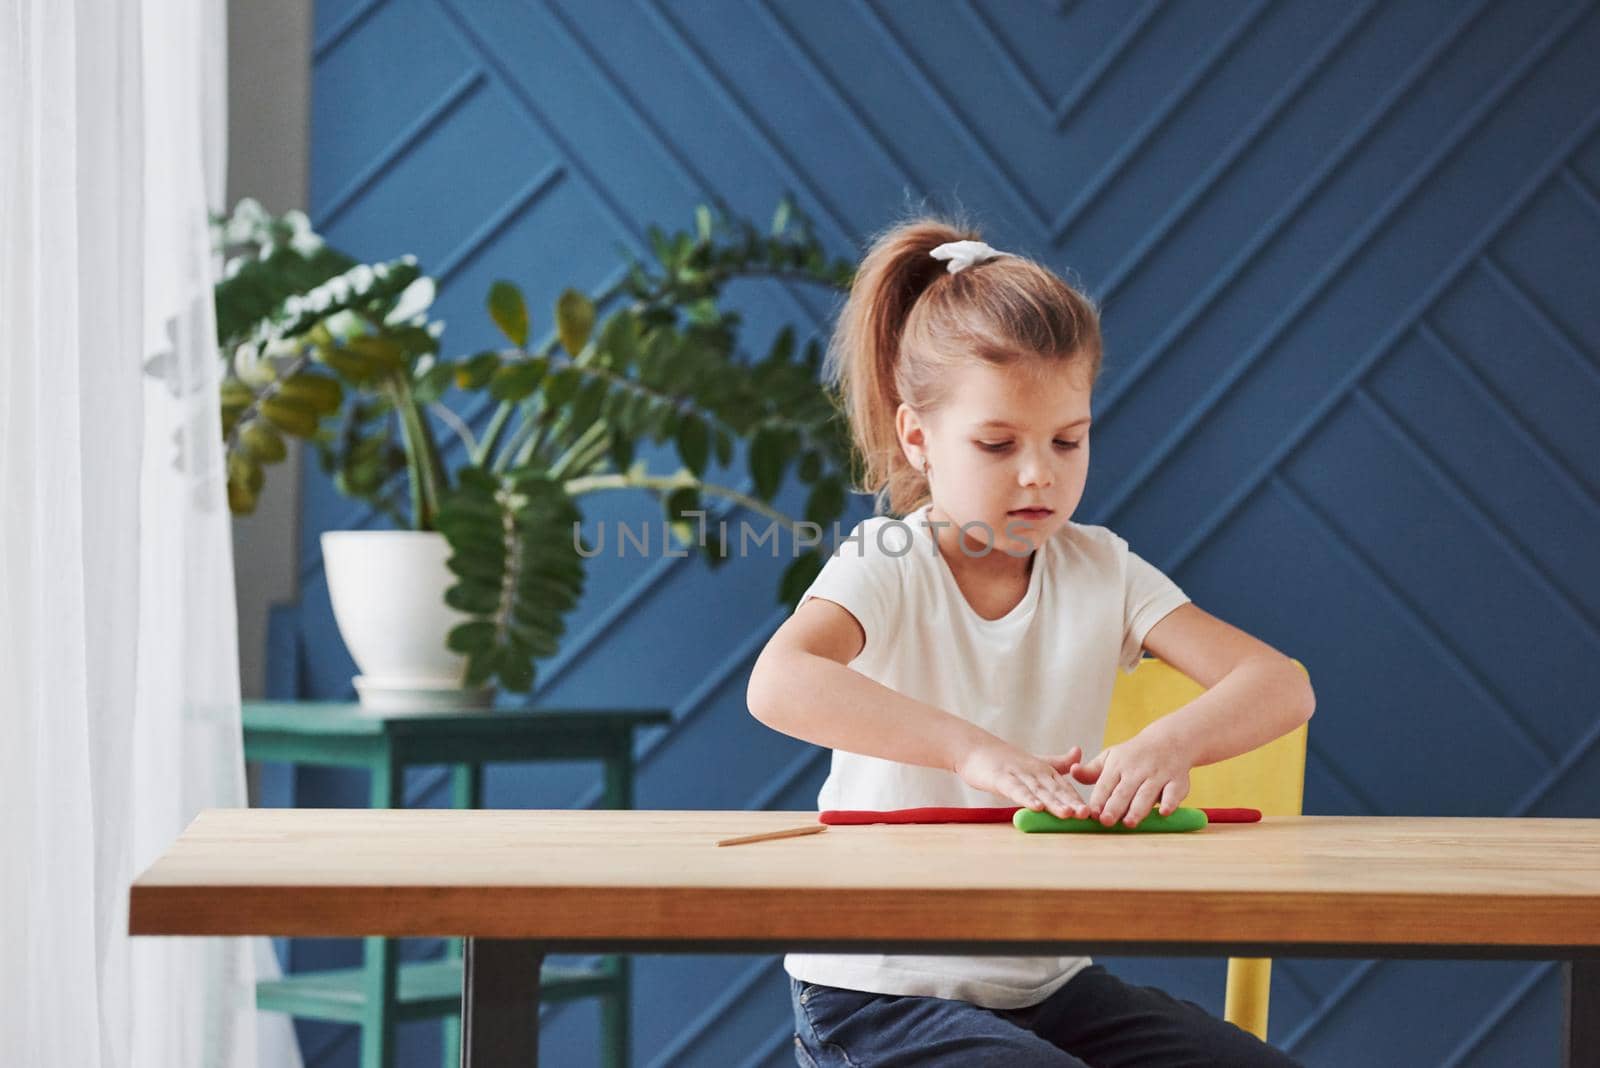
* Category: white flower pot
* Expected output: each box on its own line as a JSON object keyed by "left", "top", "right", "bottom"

{"left": 321, "top": 530, "right": 495, "bottom": 713}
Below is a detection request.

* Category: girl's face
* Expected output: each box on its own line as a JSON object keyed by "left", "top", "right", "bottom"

{"left": 898, "top": 359, "right": 1092, "bottom": 565}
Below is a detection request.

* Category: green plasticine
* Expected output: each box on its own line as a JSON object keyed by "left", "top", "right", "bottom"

{"left": 1013, "top": 806, "right": 1209, "bottom": 834}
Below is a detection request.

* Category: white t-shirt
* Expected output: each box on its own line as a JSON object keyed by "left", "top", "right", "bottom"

{"left": 782, "top": 502, "right": 1191, "bottom": 1010}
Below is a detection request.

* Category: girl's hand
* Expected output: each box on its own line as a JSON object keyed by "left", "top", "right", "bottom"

{"left": 1070, "top": 730, "right": 1193, "bottom": 828}
{"left": 954, "top": 739, "right": 1091, "bottom": 820}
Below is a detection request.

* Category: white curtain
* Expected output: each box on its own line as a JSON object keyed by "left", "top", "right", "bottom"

{"left": 2, "top": 2, "right": 300, "bottom": 1066}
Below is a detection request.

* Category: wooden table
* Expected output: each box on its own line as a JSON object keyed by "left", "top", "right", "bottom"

{"left": 130, "top": 809, "right": 1600, "bottom": 1067}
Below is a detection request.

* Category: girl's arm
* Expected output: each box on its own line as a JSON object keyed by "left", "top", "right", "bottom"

{"left": 748, "top": 597, "right": 1090, "bottom": 819}
{"left": 748, "top": 598, "right": 980, "bottom": 770}
{"left": 1071, "top": 603, "right": 1315, "bottom": 827}
{"left": 1135, "top": 603, "right": 1315, "bottom": 767}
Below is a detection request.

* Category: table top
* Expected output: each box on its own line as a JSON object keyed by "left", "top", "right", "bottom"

{"left": 129, "top": 809, "right": 1600, "bottom": 954}
{"left": 241, "top": 702, "right": 673, "bottom": 737}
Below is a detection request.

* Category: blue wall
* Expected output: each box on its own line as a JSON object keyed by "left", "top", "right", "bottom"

{"left": 277, "top": 1, "right": 1600, "bottom": 1064}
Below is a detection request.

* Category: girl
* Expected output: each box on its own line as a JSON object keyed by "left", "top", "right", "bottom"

{"left": 746, "top": 214, "right": 1315, "bottom": 1067}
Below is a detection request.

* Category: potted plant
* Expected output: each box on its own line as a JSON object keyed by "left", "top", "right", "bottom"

{"left": 211, "top": 196, "right": 857, "bottom": 711}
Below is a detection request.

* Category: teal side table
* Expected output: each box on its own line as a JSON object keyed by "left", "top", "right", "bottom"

{"left": 243, "top": 702, "right": 672, "bottom": 1068}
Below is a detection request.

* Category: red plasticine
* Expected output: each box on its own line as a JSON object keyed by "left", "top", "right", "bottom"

{"left": 1198, "top": 808, "right": 1261, "bottom": 823}
{"left": 818, "top": 806, "right": 1261, "bottom": 825}
{"left": 819, "top": 806, "right": 1020, "bottom": 825}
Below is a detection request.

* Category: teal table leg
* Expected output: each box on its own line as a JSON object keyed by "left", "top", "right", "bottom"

{"left": 441, "top": 941, "right": 462, "bottom": 1068}
{"left": 363, "top": 749, "right": 402, "bottom": 1068}
{"left": 601, "top": 733, "right": 634, "bottom": 1068}
{"left": 442, "top": 763, "right": 481, "bottom": 1067}
{"left": 450, "top": 761, "right": 483, "bottom": 809}
{"left": 361, "top": 936, "right": 399, "bottom": 1068}
{"left": 599, "top": 955, "right": 630, "bottom": 1068}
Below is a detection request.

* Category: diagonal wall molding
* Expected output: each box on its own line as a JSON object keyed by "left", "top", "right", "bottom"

{"left": 961, "top": 0, "right": 1162, "bottom": 128}
{"left": 1093, "top": 0, "right": 1592, "bottom": 529}
{"left": 1044, "top": 0, "right": 1274, "bottom": 240}
{"left": 1415, "top": 321, "right": 1600, "bottom": 525}
{"left": 1091, "top": 0, "right": 1495, "bottom": 421}
{"left": 1274, "top": 472, "right": 1558, "bottom": 768}
{"left": 1093, "top": 0, "right": 1383, "bottom": 306}
{"left": 316, "top": 68, "right": 485, "bottom": 227}
{"left": 1351, "top": 386, "right": 1600, "bottom": 647}
{"left": 1165, "top": 105, "right": 1600, "bottom": 577}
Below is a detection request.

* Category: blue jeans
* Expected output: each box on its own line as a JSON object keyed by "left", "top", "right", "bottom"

{"left": 789, "top": 965, "right": 1305, "bottom": 1067}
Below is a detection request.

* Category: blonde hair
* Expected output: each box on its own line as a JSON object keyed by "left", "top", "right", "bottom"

{"left": 824, "top": 210, "right": 1103, "bottom": 517}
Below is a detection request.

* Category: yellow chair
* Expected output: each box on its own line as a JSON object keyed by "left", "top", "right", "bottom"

{"left": 1103, "top": 656, "right": 1311, "bottom": 1041}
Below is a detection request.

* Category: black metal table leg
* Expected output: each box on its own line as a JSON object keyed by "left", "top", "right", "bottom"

{"left": 462, "top": 939, "right": 544, "bottom": 1068}
{"left": 1565, "top": 958, "right": 1598, "bottom": 1068}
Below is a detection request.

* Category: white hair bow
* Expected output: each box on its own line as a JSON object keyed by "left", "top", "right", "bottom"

{"left": 929, "top": 239, "right": 1009, "bottom": 274}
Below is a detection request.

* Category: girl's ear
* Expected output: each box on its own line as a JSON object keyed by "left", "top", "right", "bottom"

{"left": 895, "top": 402, "right": 926, "bottom": 467}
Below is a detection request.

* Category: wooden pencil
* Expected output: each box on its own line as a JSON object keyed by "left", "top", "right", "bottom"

{"left": 716, "top": 824, "right": 829, "bottom": 847}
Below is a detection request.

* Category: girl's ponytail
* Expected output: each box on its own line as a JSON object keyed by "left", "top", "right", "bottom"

{"left": 824, "top": 211, "right": 1102, "bottom": 518}
{"left": 824, "top": 217, "right": 978, "bottom": 517}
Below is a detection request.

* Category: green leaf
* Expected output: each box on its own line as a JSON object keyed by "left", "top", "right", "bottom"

{"left": 239, "top": 420, "right": 287, "bottom": 464}
{"left": 498, "top": 647, "right": 536, "bottom": 692}
{"left": 542, "top": 366, "right": 583, "bottom": 410}
{"left": 802, "top": 338, "right": 823, "bottom": 373}
{"left": 666, "top": 519, "right": 694, "bottom": 548}
{"left": 226, "top": 452, "right": 263, "bottom": 514}
{"left": 639, "top": 395, "right": 672, "bottom": 440}
{"left": 713, "top": 428, "right": 733, "bottom": 468}
{"left": 320, "top": 346, "right": 375, "bottom": 382}
{"left": 387, "top": 323, "right": 439, "bottom": 358}
{"left": 445, "top": 582, "right": 501, "bottom": 616}
{"left": 488, "top": 280, "right": 529, "bottom": 347}
{"left": 798, "top": 449, "right": 823, "bottom": 484}
{"left": 695, "top": 204, "right": 713, "bottom": 243}
{"left": 276, "top": 372, "right": 343, "bottom": 413}
{"left": 675, "top": 414, "right": 709, "bottom": 477}
{"left": 805, "top": 475, "right": 846, "bottom": 527}
{"left": 415, "top": 359, "right": 456, "bottom": 403}
{"left": 701, "top": 524, "right": 731, "bottom": 571}
{"left": 513, "top": 575, "right": 580, "bottom": 614}
{"left": 506, "top": 618, "right": 560, "bottom": 659}
{"left": 749, "top": 424, "right": 786, "bottom": 499}
{"left": 771, "top": 197, "right": 792, "bottom": 237}
{"left": 597, "top": 310, "right": 640, "bottom": 371}
{"left": 607, "top": 431, "right": 635, "bottom": 473}
{"left": 569, "top": 378, "right": 607, "bottom": 436}
{"left": 602, "top": 387, "right": 631, "bottom": 426}
{"left": 684, "top": 297, "right": 718, "bottom": 325}
{"left": 436, "top": 495, "right": 503, "bottom": 530}
{"left": 555, "top": 288, "right": 595, "bottom": 358}
{"left": 446, "top": 620, "right": 498, "bottom": 654}
{"left": 664, "top": 485, "right": 700, "bottom": 525}
{"left": 220, "top": 378, "right": 255, "bottom": 410}
{"left": 489, "top": 359, "right": 548, "bottom": 403}
{"left": 259, "top": 396, "right": 320, "bottom": 437}
{"left": 463, "top": 648, "right": 497, "bottom": 689}
{"left": 447, "top": 534, "right": 509, "bottom": 569}
{"left": 446, "top": 552, "right": 507, "bottom": 584}
{"left": 345, "top": 335, "right": 406, "bottom": 371}
{"left": 767, "top": 325, "right": 795, "bottom": 365}
{"left": 455, "top": 351, "right": 502, "bottom": 391}
{"left": 647, "top": 224, "right": 671, "bottom": 266}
